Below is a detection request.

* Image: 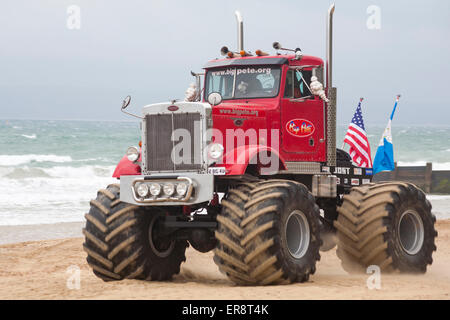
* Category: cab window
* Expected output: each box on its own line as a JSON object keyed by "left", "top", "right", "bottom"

{"left": 205, "top": 66, "right": 281, "bottom": 100}
{"left": 284, "top": 69, "right": 313, "bottom": 99}
{"left": 206, "top": 69, "right": 235, "bottom": 99}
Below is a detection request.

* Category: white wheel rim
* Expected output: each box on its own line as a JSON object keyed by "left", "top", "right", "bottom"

{"left": 148, "top": 217, "right": 175, "bottom": 258}
{"left": 398, "top": 210, "right": 424, "bottom": 255}
{"left": 285, "top": 210, "right": 310, "bottom": 259}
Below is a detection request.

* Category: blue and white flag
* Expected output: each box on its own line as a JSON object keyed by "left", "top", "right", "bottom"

{"left": 373, "top": 95, "right": 400, "bottom": 174}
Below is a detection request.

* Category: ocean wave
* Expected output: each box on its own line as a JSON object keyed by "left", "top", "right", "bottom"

{"left": 44, "top": 165, "right": 115, "bottom": 178}
{"left": 0, "top": 165, "right": 115, "bottom": 179}
{"left": 0, "top": 175, "right": 116, "bottom": 226}
{"left": 2, "top": 167, "right": 52, "bottom": 179}
{"left": 21, "top": 134, "right": 37, "bottom": 139}
{"left": 0, "top": 154, "right": 72, "bottom": 166}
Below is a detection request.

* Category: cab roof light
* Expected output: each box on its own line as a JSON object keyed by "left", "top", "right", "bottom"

{"left": 239, "top": 50, "right": 253, "bottom": 57}
{"left": 227, "top": 51, "right": 240, "bottom": 58}
{"left": 255, "top": 49, "right": 269, "bottom": 56}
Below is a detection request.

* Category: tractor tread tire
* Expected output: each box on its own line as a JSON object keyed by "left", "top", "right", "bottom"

{"left": 335, "top": 182, "right": 437, "bottom": 274}
{"left": 83, "top": 184, "right": 187, "bottom": 282}
{"left": 214, "top": 179, "right": 322, "bottom": 285}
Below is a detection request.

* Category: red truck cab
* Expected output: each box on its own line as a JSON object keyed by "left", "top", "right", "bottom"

{"left": 204, "top": 54, "right": 326, "bottom": 174}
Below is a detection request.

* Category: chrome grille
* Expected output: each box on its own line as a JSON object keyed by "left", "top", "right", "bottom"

{"left": 145, "top": 113, "right": 202, "bottom": 172}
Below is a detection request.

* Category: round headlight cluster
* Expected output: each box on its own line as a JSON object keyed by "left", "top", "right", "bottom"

{"left": 176, "top": 182, "right": 188, "bottom": 196}
{"left": 149, "top": 183, "right": 161, "bottom": 196}
{"left": 136, "top": 183, "right": 149, "bottom": 197}
{"left": 208, "top": 143, "right": 224, "bottom": 160}
{"left": 163, "top": 183, "right": 175, "bottom": 196}
{"left": 126, "top": 146, "right": 140, "bottom": 162}
{"left": 135, "top": 181, "right": 190, "bottom": 199}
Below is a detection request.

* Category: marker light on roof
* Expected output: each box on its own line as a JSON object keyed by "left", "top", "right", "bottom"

{"left": 239, "top": 50, "right": 253, "bottom": 57}
{"left": 255, "top": 49, "right": 269, "bottom": 56}
{"left": 227, "top": 51, "right": 239, "bottom": 58}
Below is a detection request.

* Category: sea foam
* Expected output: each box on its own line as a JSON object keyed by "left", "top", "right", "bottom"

{"left": 0, "top": 165, "right": 116, "bottom": 225}
{"left": 0, "top": 154, "right": 73, "bottom": 166}
{"left": 21, "top": 134, "right": 37, "bottom": 139}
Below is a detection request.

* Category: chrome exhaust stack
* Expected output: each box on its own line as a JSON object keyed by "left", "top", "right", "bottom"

{"left": 235, "top": 11, "right": 244, "bottom": 52}
{"left": 326, "top": 3, "right": 335, "bottom": 96}
{"left": 326, "top": 3, "right": 336, "bottom": 167}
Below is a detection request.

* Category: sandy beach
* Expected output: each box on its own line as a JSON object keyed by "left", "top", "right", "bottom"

{"left": 0, "top": 220, "right": 448, "bottom": 300}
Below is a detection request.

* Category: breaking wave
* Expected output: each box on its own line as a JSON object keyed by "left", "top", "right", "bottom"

{"left": 0, "top": 154, "right": 73, "bottom": 166}
{"left": 21, "top": 134, "right": 37, "bottom": 139}
{"left": 0, "top": 165, "right": 115, "bottom": 179}
{"left": 0, "top": 165, "right": 116, "bottom": 225}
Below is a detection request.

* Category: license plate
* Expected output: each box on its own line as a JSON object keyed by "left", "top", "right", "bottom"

{"left": 208, "top": 167, "right": 226, "bottom": 175}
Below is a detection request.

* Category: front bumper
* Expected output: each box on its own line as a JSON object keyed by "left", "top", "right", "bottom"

{"left": 119, "top": 173, "right": 214, "bottom": 206}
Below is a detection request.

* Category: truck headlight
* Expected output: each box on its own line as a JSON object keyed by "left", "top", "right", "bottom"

{"left": 163, "top": 183, "right": 175, "bottom": 196}
{"left": 136, "top": 183, "right": 149, "bottom": 197}
{"left": 208, "top": 143, "right": 224, "bottom": 160}
{"left": 149, "top": 183, "right": 161, "bottom": 196}
{"left": 126, "top": 146, "right": 140, "bottom": 162}
{"left": 176, "top": 182, "right": 188, "bottom": 196}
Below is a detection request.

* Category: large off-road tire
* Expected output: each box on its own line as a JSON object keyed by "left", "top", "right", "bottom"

{"left": 214, "top": 179, "right": 322, "bottom": 285}
{"left": 83, "top": 184, "right": 188, "bottom": 281}
{"left": 335, "top": 182, "right": 437, "bottom": 273}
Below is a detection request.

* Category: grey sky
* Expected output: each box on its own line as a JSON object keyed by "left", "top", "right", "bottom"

{"left": 0, "top": 0, "right": 449, "bottom": 125}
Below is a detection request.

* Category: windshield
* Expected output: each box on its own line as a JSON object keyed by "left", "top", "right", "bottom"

{"left": 205, "top": 66, "right": 281, "bottom": 100}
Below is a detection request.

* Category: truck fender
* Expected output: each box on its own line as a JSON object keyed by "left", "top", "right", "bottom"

{"left": 221, "top": 145, "right": 287, "bottom": 176}
{"left": 112, "top": 155, "right": 141, "bottom": 178}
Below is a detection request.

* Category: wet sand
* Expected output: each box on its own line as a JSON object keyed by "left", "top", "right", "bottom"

{"left": 0, "top": 222, "right": 84, "bottom": 245}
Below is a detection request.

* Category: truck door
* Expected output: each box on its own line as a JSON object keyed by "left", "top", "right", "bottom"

{"left": 280, "top": 67, "right": 326, "bottom": 162}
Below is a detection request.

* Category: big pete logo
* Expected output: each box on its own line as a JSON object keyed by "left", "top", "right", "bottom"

{"left": 286, "top": 119, "right": 315, "bottom": 137}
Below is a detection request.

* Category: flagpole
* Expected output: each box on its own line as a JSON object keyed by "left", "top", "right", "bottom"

{"left": 390, "top": 94, "right": 401, "bottom": 121}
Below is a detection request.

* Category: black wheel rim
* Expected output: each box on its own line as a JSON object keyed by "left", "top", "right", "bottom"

{"left": 148, "top": 217, "right": 175, "bottom": 258}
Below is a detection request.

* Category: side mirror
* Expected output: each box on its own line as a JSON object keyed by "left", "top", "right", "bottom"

{"left": 120, "top": 95, "right": 143, "bottom": 119}
{"left": 207, "top": 92, "right": 223, "bottom": 106}
{"left": 122, "top": 95, "right": 131, "bottom": 110}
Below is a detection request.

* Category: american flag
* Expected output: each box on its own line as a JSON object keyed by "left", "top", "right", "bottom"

{"left": 343, "top": 98, "right": 372, "bottom": 168}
